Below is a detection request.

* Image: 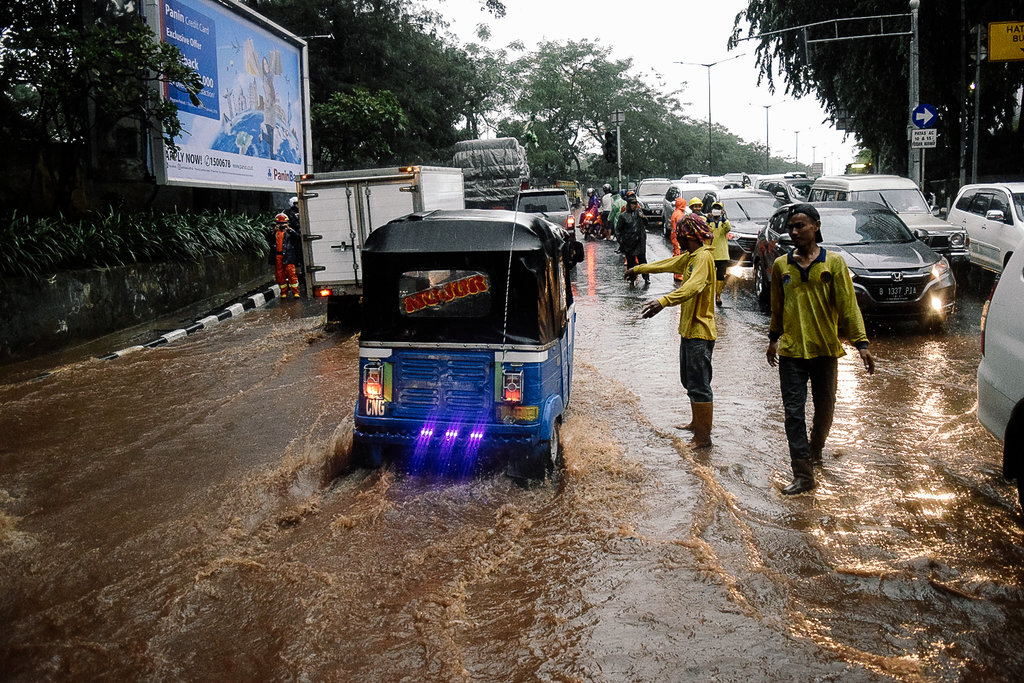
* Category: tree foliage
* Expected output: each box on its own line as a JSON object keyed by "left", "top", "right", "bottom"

{"left": 312, "top": 88, "right": 408, "bottom": 170}
{"left": 733, "top": 0, "right": 1024, "bottom": 184}
{"left": 0, "top": 1, "right": 202, "bottom": 212}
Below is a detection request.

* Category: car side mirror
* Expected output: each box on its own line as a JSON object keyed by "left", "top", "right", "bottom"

{"left": 933, "top": 206, "right": 947, "bottom": 218}
{"left": 986, "top": 209, "right": 1005, "bottom": 222}
{"left": 571, "top": 241, "right": 585, "bottom": 263}
{"left": 775, "top": 191, "right": 787, "bottom": 201}
{"left": 912, "top": 228, "right": 928, "bottom": 240}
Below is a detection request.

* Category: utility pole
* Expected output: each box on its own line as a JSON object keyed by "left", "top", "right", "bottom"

{"left": 908, "top": 0, "right": 920, "bottom": 186}
{"left": 972, "top": 24, "right": 981, "bottom": 184}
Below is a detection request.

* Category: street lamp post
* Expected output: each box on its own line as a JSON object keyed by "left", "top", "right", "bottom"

{"left": 754, "top": 100, "right": 785, "bottom": 173}
{"left": 677, "top": 54, "right": 745, "bottom": 175}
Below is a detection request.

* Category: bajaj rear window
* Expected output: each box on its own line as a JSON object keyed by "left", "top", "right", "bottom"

{"left": 399, "top": 270, "right": 492, "bottom": 318}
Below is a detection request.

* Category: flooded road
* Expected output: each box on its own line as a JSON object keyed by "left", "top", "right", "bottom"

{"left": 2, "top": 232, "right": 1022, "bottom": 681}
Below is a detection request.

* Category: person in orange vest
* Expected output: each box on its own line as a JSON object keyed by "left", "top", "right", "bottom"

{"left": 267, "top": 213, "right": 302, "bottom": 298}
{"left": 668, "top": 196, "right": 688, "bottom": 282}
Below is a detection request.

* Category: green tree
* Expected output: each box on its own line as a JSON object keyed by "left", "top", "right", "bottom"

{"left": 0, "top": 1, "right": 202, "bottom": 213}
{"left": 313, "top": 88, "right": 409, "bottom": 170}
{"left": 256, "top": 0, "right": 501, "bottom": 168}
{"left": 734, "top": 0, "right": 1024, "bottom": 183}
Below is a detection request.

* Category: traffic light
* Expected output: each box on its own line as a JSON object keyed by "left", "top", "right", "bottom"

{"left": 604, "top": 130, "right": 617, "bottom": 162}
{"left": 796, "top": 29, "right": 808, "bottom": 62}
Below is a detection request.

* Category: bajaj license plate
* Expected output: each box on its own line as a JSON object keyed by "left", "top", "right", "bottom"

{"left": 876, "top": 285, "right": 919, "bottom": 301}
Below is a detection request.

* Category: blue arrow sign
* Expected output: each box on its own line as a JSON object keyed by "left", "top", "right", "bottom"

{"left": 912, "top": 103, "right": 937, "bottom": 129}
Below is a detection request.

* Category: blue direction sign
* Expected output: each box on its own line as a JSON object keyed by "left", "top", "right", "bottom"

{"left": 912, "top": 103, "right": 937, "bottom": 129}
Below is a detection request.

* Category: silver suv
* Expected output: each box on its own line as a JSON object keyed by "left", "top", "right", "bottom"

{"left": 948, "top": 182, "right": 1024, "bottom": 273}
{"left": 634, "top": 178, "right": 673, "bottom": 228}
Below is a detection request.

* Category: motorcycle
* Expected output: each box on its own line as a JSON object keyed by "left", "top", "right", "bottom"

{"left": 578, "top": 208, "right": 603, "bottom": 239}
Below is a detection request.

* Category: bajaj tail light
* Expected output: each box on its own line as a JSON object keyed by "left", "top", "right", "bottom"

{"left": 502, "top": 368, "right": 523, "bottom": 404}
{"left": 566, "top": 215, "right": 576, "bottom": 229}
{"left": 363, "top": 362, "right": 383, "bottom": 399}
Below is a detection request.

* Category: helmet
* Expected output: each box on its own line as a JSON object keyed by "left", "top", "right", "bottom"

{"left": 275, "top": 213, "right": 290, "bottom": 224}
{"left": 688, "top": 196, "right": 704, "bottom": 208}
{"left": 289, "top": 196, "right": 298, "bottom": 207}
{"left": 587, "top": 188, "right": 595, "bottom": 196}
{"left": 602, "top": 183, "right": 612, "bottom": 194}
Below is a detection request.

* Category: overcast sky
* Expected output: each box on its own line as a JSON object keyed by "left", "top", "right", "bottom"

{"left": 427, "top": 0, "right": 863, "bottom": 175}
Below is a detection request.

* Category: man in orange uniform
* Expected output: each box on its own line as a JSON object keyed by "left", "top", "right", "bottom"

{"left": 268, "top": 213, "right": 302, "bottom": 297}
{"left": 668, "top": 196, "right": 687, "bottom": 282}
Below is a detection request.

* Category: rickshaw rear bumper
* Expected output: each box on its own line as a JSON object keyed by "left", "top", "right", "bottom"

{"left": 353, "top": 417, "right": 545, "bottom": 474}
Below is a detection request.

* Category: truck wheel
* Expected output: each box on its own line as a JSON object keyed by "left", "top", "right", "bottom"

{"left": 327, "top": 295, "right": 361, "bottom": 327}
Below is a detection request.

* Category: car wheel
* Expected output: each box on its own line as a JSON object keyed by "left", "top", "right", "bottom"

{"left": 753, "top": 260, "right": 771, "bottom": 313}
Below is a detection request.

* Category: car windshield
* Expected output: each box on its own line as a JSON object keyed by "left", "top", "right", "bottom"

{"left": 723, "top": 196, "right": 783, "bottom": 221}
{"left": 850, "top": 189, "right": 930, "bottom": 213}
{"left": 516, "top": 194, "right": 568, "bottom": 213}
{"left": 787, "top": 180, "right": 813, "bottom": 200}
{"left": 821, "top": 211, "right": 916, "bottom": 245}
{"left": 637, "top": 180, "right": 673, "bottom": 197}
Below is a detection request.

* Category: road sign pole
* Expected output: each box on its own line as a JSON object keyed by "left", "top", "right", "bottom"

{"left": 908, "top": 0, "right": 921, "bottom": 187}
{"left": 616, "top": 123, "right": 622, "bottom": 190}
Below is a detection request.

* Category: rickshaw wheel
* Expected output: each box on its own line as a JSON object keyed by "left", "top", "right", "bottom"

{"left": 544, "top": 420, "right": 564, "bottom": 477}
{"left": 350, "top": 437, "right": 383, "bottom": 470}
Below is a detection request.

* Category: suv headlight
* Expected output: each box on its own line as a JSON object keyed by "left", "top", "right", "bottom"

{"left": 949, "top": 231, "right": 966, "bottom": 248}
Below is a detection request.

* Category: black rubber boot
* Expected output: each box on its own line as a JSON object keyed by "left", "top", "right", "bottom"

{"left": 781, "top": 458, "right": 816, "bottom": 495}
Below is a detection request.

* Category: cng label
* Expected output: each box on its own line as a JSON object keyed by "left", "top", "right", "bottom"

{"left": 366, "top": 398, "right": 387, "bottom": 416}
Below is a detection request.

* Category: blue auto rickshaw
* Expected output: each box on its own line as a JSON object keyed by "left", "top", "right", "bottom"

{"left": 352, "top": 209, "right": 584, "bottom": 480}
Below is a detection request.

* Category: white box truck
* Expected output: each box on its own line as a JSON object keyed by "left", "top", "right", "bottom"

{"left": 294, "top": 166, "right": 465, "bottom": 322}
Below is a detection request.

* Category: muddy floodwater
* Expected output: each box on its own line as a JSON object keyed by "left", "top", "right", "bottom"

{"left": 2, "top": 232, "right": 1023, "bottom": 681}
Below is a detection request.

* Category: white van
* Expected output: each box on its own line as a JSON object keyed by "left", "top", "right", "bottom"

{"left": 808, "top": 175, "right": 969, "bottom": 266}
{"left": 978, "top": 238, "right": 1024, "bottom": 507}
{"left": 947, "top": 182, "right": 1024, "bottom": 273}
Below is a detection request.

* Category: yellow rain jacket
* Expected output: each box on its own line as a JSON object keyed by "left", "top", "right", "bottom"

{"left": 633, "top": 244, "right": 716, "bottom": 340}
{"left": 769, "top": 248, "right": 868, "bottom": 358}
{"left": 707, "top": 216, "right": 731, "bottom": 261}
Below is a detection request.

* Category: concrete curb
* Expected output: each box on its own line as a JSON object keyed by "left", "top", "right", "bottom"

{"left": 97, "top": 284, "right": 282, "bottom": 360}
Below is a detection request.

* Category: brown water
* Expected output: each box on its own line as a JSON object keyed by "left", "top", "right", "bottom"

{"left": 1, "top": 236, "right": 1021, "bottom": 681}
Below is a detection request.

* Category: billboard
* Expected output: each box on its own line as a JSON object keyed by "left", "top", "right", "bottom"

{"left": 146, "top": 0, "right": 310, "bottom": 191}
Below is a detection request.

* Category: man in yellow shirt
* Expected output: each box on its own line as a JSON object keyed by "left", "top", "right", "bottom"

{"left": 628, "top": 214, "right": 717, "bottom": 448}
{"left": 766, "top": 204, "right": 876, "bottom": 495}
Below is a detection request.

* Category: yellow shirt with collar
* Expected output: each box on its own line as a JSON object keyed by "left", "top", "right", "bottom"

{"left": 769, "top": 248, "right": 868, "bottom": 358}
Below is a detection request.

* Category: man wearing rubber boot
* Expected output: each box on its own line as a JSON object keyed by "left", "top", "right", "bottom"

{"left": 765, "top": 204, "right": 875, "bottom": 495}
{"left": 628, "top": 213, "right": 716, "bottom": 449}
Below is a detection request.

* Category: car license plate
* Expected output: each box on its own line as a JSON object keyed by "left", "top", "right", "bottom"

{"left": 876, "top": 285, "right": 919, "bottom": 301}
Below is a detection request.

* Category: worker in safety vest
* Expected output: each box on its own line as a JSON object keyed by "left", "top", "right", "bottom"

{"left": 267, "top": 213, "right": 302, "bottom": 298}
